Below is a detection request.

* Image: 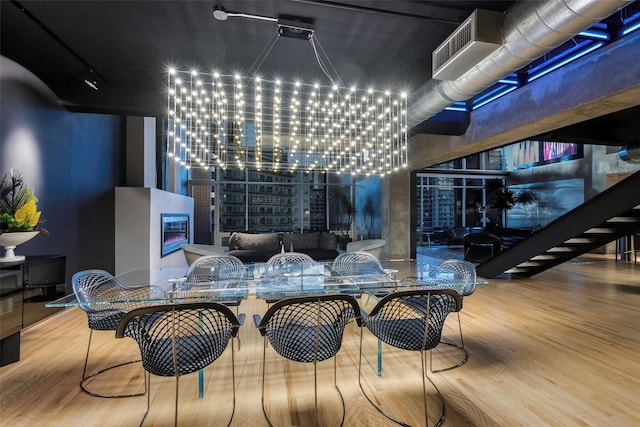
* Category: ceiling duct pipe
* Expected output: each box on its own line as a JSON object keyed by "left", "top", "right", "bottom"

{"left": 407, "top": 0, "right": 634, "bottom": 131}
{"left": 618, "top": 145, "right": 640, "bottom": 163}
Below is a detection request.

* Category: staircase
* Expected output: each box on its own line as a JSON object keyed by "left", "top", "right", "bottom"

{"left": 476, "top": 171, "right": 640, "bottom": 278}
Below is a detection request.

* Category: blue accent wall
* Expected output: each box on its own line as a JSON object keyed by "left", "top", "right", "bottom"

{"left": 1, "top": 57, "right": 124, "bottom": 289}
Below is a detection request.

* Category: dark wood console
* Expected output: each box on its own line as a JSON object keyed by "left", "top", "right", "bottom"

{"left": 1, "top": 255, "right": 66, "bottom": 366}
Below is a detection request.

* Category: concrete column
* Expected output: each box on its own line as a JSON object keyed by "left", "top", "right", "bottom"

{"left": 125, "top": 116, "right": 156, "bottom": 187}
{"left": 381, "top": 168, "right": 415, "bottom": 260}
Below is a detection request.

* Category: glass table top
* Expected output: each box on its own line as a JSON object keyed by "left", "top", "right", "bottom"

{"left": 47, "top": 261, "right": 486, "bottom": 307}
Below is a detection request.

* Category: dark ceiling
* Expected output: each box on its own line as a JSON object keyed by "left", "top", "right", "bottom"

{"left": 2, "top": 0, "right": 638, "bottom": 147}
{"left": 0, "top": 0, "right": 514, "bottom": 116}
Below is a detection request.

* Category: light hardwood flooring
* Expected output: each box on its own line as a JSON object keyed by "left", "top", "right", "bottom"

{"left": 1, "top": 254, "right": 639, "bottom": 426}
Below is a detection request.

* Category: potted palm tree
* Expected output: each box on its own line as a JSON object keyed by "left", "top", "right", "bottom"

{"left": 484, "top": 178, "right": 516, "bottom": 228}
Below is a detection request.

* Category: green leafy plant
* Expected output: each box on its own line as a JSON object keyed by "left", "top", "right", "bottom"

{"left": 0, "top": 169, "right": 46, "bottom": 233}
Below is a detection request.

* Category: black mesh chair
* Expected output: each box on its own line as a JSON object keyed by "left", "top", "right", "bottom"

{"left": 72, "top": 269, "right": 167, "bottom": 398}
{"left": 358, "top": 289, "right": 461, "bottom": 427}
{"left": 253, "top": 294, "right": 361, "bottom": 426}
{"left": 116, "top": 302, "right": 244, "bottom": 427}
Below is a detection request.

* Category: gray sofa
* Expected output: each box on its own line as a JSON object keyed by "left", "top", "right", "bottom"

{"left": 228, "top": 231, "right": 339, "bottom": 263}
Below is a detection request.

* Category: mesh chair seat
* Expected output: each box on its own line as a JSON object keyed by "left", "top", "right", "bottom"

{"left": 261, "top": 299, "right": 356, "bottom": 363}
{"left": 116, "top": 302, "right": 243, "bottom": 426}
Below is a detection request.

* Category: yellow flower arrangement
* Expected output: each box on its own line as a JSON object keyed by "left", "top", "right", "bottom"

{"left": 14, "top": 198, "right": 42, "bottom": 229}
{"left": 0, "top": 169, "right": 46, "bottom": 233}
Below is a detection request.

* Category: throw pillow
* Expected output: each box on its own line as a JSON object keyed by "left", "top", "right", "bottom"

{"left": 282, "top": 231, "right": 321, "bottom": 250}
{"left": 237, "top": 232, "right": 280, "bottom": 251}
{"left": 319, "top": 232, "right": 337, "bottom": 250}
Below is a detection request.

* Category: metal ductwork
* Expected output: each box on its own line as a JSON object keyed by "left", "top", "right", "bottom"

{"left": 408, "top": 0, "right": 634, "bottom": 131}
{"left": 619, "top": 145, "right": 640, "bottom": 163}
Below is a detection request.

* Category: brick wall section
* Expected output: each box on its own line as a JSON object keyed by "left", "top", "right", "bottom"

{"left": 192, "top": 169, "right": 213, "bottom": 244}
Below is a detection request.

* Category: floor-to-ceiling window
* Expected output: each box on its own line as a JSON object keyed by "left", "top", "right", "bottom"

{"left": 186, "top": 165, "right": 355, "bottom": 246}
{"left": 415, "top": 149, "right": 507, "bottom": 236}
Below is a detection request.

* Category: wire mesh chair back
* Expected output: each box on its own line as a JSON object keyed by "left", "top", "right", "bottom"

{"left": 186, "top": 255, "right": 246, "bottom": 282}
{"left": 116, "top": 302, "right": 242, "bottom": 377}
{"left": 265, "top": 252, "right": 315, "bottom": 273}
{"left": 363, "top": 289, "right": 461, "bottom": 352}
{"left": 332, "top": 251, "right": 384, "bottom": 276}
{"left": 72, "top": 269, "right": 166, "bottom": 330}
{"left": 437, "top": 259, "right": 477, "bottom": 296}
{"left": 256, "top": 294, "right": 361, "bottom": 362}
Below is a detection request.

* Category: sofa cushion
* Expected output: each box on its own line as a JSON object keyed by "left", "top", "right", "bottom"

{"left": 229, "top": 232, "right": 280, "bottom": 252}
{"left": 228, "top": 249, "right": 280, "bottom": 263}
{"left": 319, "top": 232, "right": 338, "bottom": 250}
{"left": 298, "top": 248, "right": 339, "bottom": 261}
{"left": 282, "top": 232, "right": 321, "bottom": 250}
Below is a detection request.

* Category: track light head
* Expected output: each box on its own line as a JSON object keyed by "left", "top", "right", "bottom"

{"left": 213, "top": 5, "right": 228, "bottom": 21}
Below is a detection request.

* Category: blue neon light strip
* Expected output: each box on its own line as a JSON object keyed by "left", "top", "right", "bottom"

{"left": 498, "top": 74, "right": 519, "bottom": 85}
{"left": 444, "top": 105, "right": 468, "bottom": 112}
{"left": 444, "top": 101, "right": 468, "bottom": 112}
{"left": 473, "top": 84, "right": 514, "bottom": 104}
{"left": 527, "top": 40, "right": 593, "bottom": 76}
{"left": 528, "top": 42, "right": 605, "bottom": 82}
{"left": 578, "top": 29, "right": 609, "bottom": 40}
{"left": 472, "top": 86, "right": 517, "bottom": 110}
{"left": 622, "top": 20, "right": 640, "bottom": 36}
{"left": 623, "top": 11, "right": 640, "bottom": 25}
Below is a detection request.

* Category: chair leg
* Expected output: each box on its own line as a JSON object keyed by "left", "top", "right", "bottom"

{"left": 80, "top": 329, "right": 145, "bottom": 398}
{"left": 140, "top": 372, "right": 151, "bottom": 426}
{"left": 227, "top": 340, "right": 237, "bottom": 427}
{"left": 333, "top": 356, "right": 347, "bottom": 427}
{"left": 422, "top": 350, "right": 446, "bottom": 427}
{"left": 260, "top": 336, "right": 274, "bottom": 427}
{"left": 357, "top": 331, "right": 411, "bottom": 427}
{"left": 430, "top": 312, "right": 469, "bottom": 373}
{"left": 174, "top": 376, "right": 180, "bottom": 427}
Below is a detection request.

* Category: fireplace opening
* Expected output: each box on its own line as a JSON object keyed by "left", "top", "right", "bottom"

{"left": 161, "top": 214, "right": 189, "bottom": 257}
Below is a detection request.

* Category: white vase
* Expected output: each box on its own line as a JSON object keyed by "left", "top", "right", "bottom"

{"left": 0, "top": 231, "right": 39, "bottom": 262}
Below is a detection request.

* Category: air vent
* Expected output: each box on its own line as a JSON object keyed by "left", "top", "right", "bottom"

{"left": 432, "top": 9, "right": 503, "bottom": 81}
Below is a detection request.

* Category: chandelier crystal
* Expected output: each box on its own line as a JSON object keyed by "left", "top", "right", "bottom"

{"left": 166, "top": 69, "right": 408, "bottom": 176}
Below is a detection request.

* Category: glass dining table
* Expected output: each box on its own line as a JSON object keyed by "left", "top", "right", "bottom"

{"left": 47, "top": 261, "right": 486, "bottom": 386}
{"left": 47, "top": 261, "right": 480, "bottom": 307}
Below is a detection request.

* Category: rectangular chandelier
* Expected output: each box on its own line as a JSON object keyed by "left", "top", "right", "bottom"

{"left": 166, "top": 69, "right": 408, "bottom": 176}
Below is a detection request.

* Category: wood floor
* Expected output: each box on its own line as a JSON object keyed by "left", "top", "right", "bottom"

{"left": 1, "top": 254, "right": 639, "bottom": 426}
